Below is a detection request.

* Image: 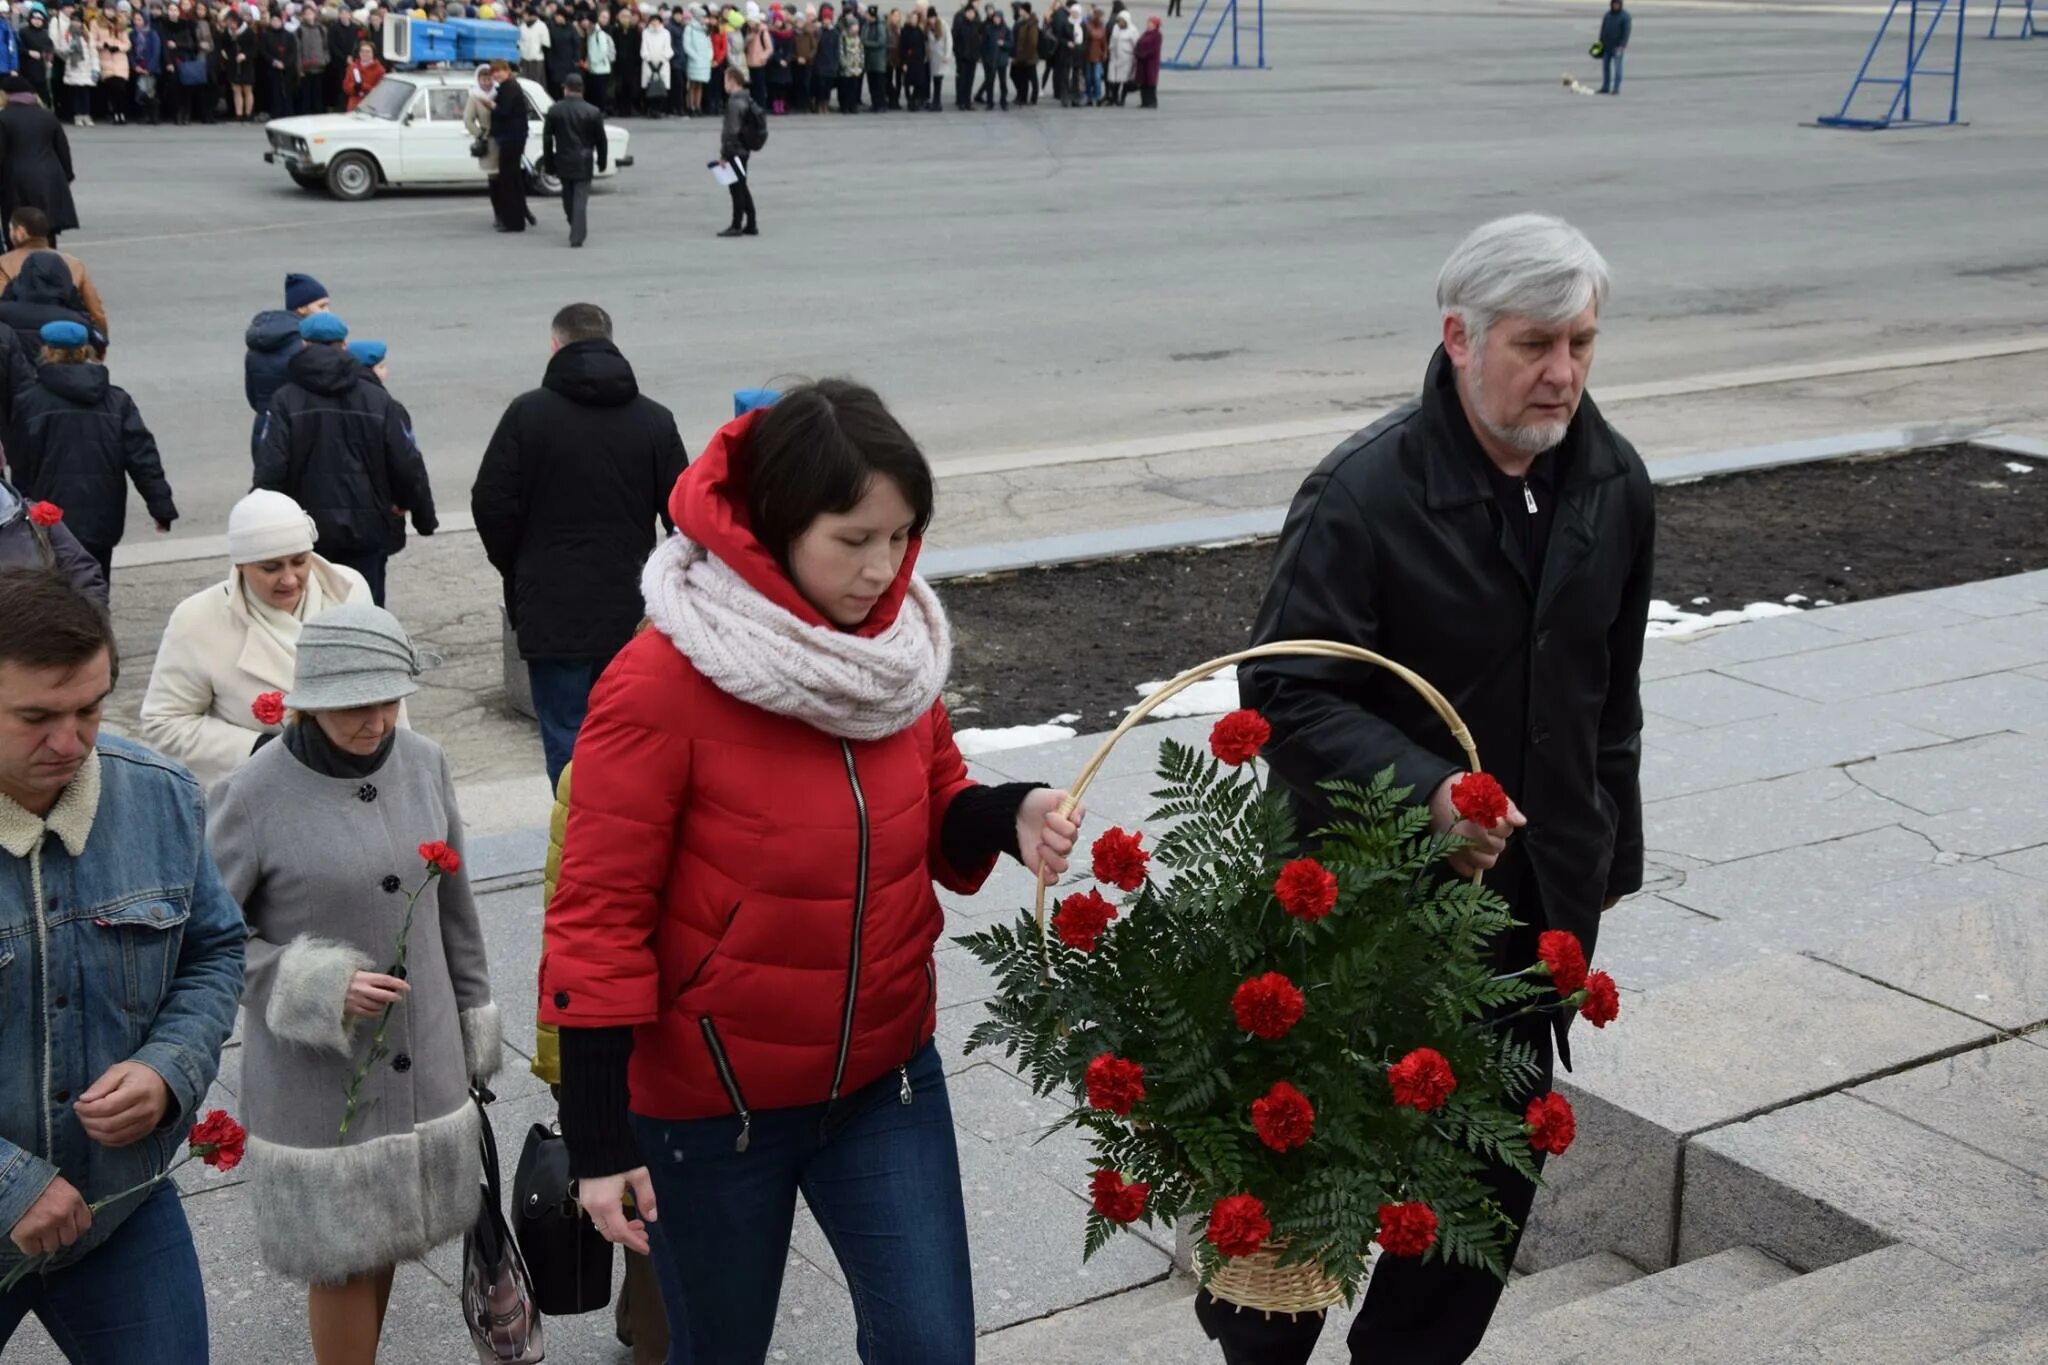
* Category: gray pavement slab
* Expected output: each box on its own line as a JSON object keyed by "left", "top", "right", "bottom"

{"left": 1850, "top": 1042, "right": 2048, "bottom": 1180}
{"left": 1642, "top": 765, "right": 1919, "bottom": 866}
{"left": 1841, "top": 732, "right": 2048, "bottom": 817}
{"left": 1637, "top": 709, "right": 1948, "bottom": 802}
{"left": 1810, "top": 888, "right": 2048, "bottom": 1034}
{"left": 1640, "top": 671, "right": 1805, "bottom": 729}
{"left": 1744, "top": 1251, "right": 2048, "bottom": 1365}
{"left": 1587, "top": 894, "right": 1739, "bottom": 993}
{"left": 1656, "top": 824, "right": 1950, "bottom": 933}
{"left": 1717, "top": 624, "right": 2048, "bottom": 706}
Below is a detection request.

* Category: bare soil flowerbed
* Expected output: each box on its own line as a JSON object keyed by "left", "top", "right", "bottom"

{"left": 941, "top": 444, "right": 2046, "bottom": 732}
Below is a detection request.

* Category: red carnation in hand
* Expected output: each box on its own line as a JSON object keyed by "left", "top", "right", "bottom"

{"left": 1525, "top": 1092, "right": 1577, "bottom": 1156}
{"left": 1231, "top": 972, "right": 1306, "bottom": 1041}
{"left": 1579, "top": 971, "right": 1620, "bottom": 1028}
{"left": 1386, "top": 1047, "right": 1458, "bottom": 1113}
{"left": 1273, "top": 858, "right": 1339, "bottom": 922}
{"left": 1209, "top": 709, "right": 1272, "bottom": 767}
{"left": 250, "top": 691, "right": 287, "bottom": 727}
{"left": 1088, "top": 1168, "right": 1151, "bottom": 1224}
{"left": 1205, "top": 1193, "right": 1272, "bottom": 1258}
{"left": 1250, "top": 1081, "right": 1315, "bottom": 1153}
{"left": 1375, "top": 1201, "right": 1438, "bottom": 1257}
{"left": 1085, "top": 1053, "right": 1147, "bottom": 1115}
{"left": 418, "top": 840, "right": 462, "bottom": 876}
{"left": 1053, "top": 889, "right": 1118, "bottom": 952}
{"left": 1536, "top": 930, "right": 1588, "bottom": 997}
{"left": 1451, "top": 771, "right": 1511, "bottom": 827}
{"left": 187, "top": 1109, "right": 247, "bottom": 1172}
{"left": 1091, "top": 827, "right": 1150, "bottom": 892}
{"left": 26, "top": 500, "right": 63, "bottom": 528}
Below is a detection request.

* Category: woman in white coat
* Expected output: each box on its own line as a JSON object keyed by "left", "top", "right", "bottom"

{"left": 139, "top": 490, "right": 377, "bottom": 792}
{"left": 1105, "top": 10, "right": 1136, "bottom": 106}
{"left": 639, "top": 8, "right": 674, "bottom": 116}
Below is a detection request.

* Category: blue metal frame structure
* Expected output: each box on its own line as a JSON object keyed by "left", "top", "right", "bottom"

{"left": 1817, "top": 0, "right": 1967, "bottom": 130}
{"left": 1164, "top": 0, "right": 1267, "bottom": 71}
{"left": 1985, "top": 0, "right": 2037, "bottom": 37}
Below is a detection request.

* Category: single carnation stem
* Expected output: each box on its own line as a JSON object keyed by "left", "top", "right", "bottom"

{"left": 0, "top": 1153, "right": 198, "bottom": 1292}
{"left": 338, "top": 868, "right": 439, "bottom": 1142}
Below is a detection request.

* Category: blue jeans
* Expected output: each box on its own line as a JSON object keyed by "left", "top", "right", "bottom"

{"left": 0, "top": 1184, "right": 208, "bottom": 1364}
{"left": 1601, "top": 50, "right": 1623, "bottom": 92}
{"left": 1087, "top": 60, "right": 1104, "bottom": 102}
{"left": 629, "top": 1041, "right": 973, "bottom": 1365}
{"left": 526, "top": 657, "right": 603, "bottom": 792}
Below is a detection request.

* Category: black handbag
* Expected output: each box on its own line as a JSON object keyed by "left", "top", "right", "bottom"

{"left": 462, "top": 1088, "right": 545, "bottom": 1363}
{"left": 511, "top": 1117, "right": 615, "bottom": 1317}
{"left": 470, "top": 135, "right": 491, "bottom": 159}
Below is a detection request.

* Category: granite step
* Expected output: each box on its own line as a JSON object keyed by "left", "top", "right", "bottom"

{"left": 1745, "top": 1249, "right": 2048, "bottom": 1364}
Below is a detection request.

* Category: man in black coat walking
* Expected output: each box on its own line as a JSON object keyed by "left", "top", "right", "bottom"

{"left": 0, "top": 75, "right": 78, "bottom": 241}
{"left": 469, "top": 302, "right": 688, "bottom": 789}
{"left": 253, "top": 313, "right": 436, "bottom": 607}
{"left": 1232, "top": 214, "right": 1653, "bottom": 1365}
{"left": 542, "top": 72, "right": 608, "bottom": 249}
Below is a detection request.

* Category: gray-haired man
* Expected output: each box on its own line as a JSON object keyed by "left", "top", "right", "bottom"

{"left": 1232, "top": 214, "right": 1653, "bottom": 1364}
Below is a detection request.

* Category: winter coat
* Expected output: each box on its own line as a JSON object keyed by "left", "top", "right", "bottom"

{"left": 254, "top": 343, "right": 437, "bottom": 558}
{"left": 528, "top": 765, "right": 574, "bottom": 1086}
{"left": 981, "top": 19, "right": 1009, "bottom": 65}
{"left": 10, "top": 361, "right": 176, "bottom": 552}
{"left": 471, "top": 339, "right": 688, "bottom": 663}
{"left": 585, "top": 26, "right": 615, "bottom": 76}
{"left": 861, "top": 16, "right": 887, "bottom": 66}
{"left": 951, "top": 7, "right": 979, "bottom": 61}
{"left": 519, "top": 18, "right": 550, "bottom": 63}
{"left": 1600, "top": 8, "right": 1632, "bottom": 49}
{"left": 258, "top": 29, "right": 298, "bottom": 85}
{"left": 813, "top": 21, "right": 838, "bottom": 76}
{"left": 464, "top": 89, "right": 500, "bottom": 174}
{"left": 0, "top": 321, "right": 39, "bottom": 446}
{"left": 0, "top": 100, "right": 78, "bottom": 237}
{"left": 547, "top": 20, "right": 580, "bottom": 80}
{"left": 60, "top": 26, "right": 100, "bottom": 87}
{"left": 0, "top": 252, "right": 92, "bottom": 357}
{"left": 537, "top": 411, "right": 1000, "bottom": 1123}
{"left": 744, "top": 24, "right": 770, "bottom": 69}
{"left": 0, "top": 245, "right": 103, "bottom": 341}
{"left": 541, "top": 93, "right": 607, "bottom": 181}
{"left": 1108, "top": 20, "right": 1135, "bottom": 80}
{"left": 839, "top": 20, "right": 864, "bottom": 75}
{"left": 618, "top": 23, "right": 644, "bottom": 93}
{"left": 768, "top": 28, "right": 794, "bottom": 85}
{"left": 208, "top": 729, "right": 501, "bottom": 1287}
{"left": 793, "top": 24, "right": 817, "bottom": 67}
{"left": 489, "top": 72, "right": 532, "bottom": 146}
{"left": 1084, "top": 15, "right": 1106, "bottom": 62}
{"left": 1133, "top": 25, "right": 1161, "bottom": 85}
{"left": 137, "top": 558, "right": 376, "bottom": 793}
{"left": 244, "top": 309, "right": 302, "bottom": 419}
{"left": 0, "top": 477, "right": 105, "bottom": 601}
{"left": 296, "top": 17, "right": 327, "bottom": 73}
{"left": 131, "top": 23, "right": 161, "bottom": 76}
{"left": 18, "top": 26, "right": 55, "bottom": 92}
{"left": 93, "top": 24, "right": 131, "bottom": 82}
{"left": 342, "top": 55, "right": 384, "bottom": 109}
{"left": 0, "top": 22, "right": 18, "bottom": 76}
{"left": 220, "top": 24, "right": 257, "bottom": 80}
{"left": 719, "top": 85, "right": 753, "bottom": 161}
{"left": 640, "top": 21, "right": 674, "bottom": 84}
{"left": 1011, "top": 16, "right": 1036, "bottom": 66}
{"left": 682, "top": 22, "right": 713, "bottom": 81}
{"left": 1240, "top": 348, "right": 1654, "bottom": 963}
{"left": 899, "top": 22, "right": 925, "bottom": 70}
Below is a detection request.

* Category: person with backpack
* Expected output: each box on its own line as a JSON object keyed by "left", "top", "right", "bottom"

{"left": 716, "top": 63, "right": 761, "bottom": 236}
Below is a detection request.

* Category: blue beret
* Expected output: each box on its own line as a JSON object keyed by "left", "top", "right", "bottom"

{"left": 39, "top": 320, "right": 88, "bottom": 348}
{"left": 299, "top": 314, "right": 349, "bottom": 343}
{"left": 347, "top": 340, "right": 388, "bottom": 367}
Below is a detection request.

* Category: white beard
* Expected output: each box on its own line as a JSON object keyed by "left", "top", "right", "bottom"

{"left": 1467, "top": 350, "right": 1570, "bottom": 455}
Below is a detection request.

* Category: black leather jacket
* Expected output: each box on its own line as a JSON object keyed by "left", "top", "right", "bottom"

{"left": 542, "top": 94, "right": 608, "bottom": 181}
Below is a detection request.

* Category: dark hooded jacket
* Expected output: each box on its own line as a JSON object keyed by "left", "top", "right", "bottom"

{"left": 243, "top": 309, "right": 303, "bottom": 453}
{"left": 10, "top": 360, "right": 177, "bottom": 552}
{"left": 254, "top": 342, "right": 437, "bottom": 557}
{"left": 0, "top": 251, "right": 91, "bottom": 357}
{"left": 0, "top": 476, "right": 108, "bottom": 601}
{"left": 0, "top": 92, "right": 78, "bottom": 235}
{"left": 470, "top": 338, "right": 689, "bottom": 662}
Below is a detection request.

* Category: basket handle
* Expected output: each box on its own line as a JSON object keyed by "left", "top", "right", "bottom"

{"left": 1030, "top": 640, "right": 1483, "bottom": 957}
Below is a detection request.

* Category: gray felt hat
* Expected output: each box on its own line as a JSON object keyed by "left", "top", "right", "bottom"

{"left": 284, "top": 604, "right": 427, "bottom": 710}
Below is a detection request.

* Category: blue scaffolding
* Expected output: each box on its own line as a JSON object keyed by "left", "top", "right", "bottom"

{"left": 1818, "top": 0, "right": 1967, "bottom": 130}
{"left": 1165, "top": 0, "right": 1267, "bottom": 71}
{"left": 1985, "top": 0, "right": 2037, "bottom": 37}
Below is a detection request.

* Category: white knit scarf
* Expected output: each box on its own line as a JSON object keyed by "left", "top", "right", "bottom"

{"left": 640, "top": 534, "right": 951, "bottom": 741}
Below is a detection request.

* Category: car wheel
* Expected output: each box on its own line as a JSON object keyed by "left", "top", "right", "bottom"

{"left": 288, "top": 168, "right": 323, "bottom": 190}
{"left": 326, "top": 152, "right": 379, "bottom": 202}
{"left": 527, "top": 167, "right": 562, "bottom": 197}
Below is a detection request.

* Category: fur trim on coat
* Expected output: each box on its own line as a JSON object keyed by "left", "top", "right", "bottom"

{"left": 459, "top": 1002, "right": 504, "bottom": 1083}
{"left": 266, "top": 935, "right": 373, "bottom": 1055}
{"left": 247, "top": 1100, "right": 482, "bottom": 1284}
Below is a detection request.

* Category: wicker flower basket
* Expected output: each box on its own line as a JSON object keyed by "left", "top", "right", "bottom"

{"left": 1030, "top": 640, "right": 1483, "bottom": 1316}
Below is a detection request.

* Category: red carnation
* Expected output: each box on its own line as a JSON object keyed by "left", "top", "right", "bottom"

{"left": 1451, "top": 771, "right": 1511, "bottom": 827}
{"left": 1525, "top": 1092, "right": 1577, "bottom": 1156}
{"left": 1091, "top": 827, "right": 1150, "bottom": 892}
{"left": 1088, "top": 1168, "right": 1151, "bottom": 1224}
{"left": 1053, "top": 889, "right": 1118, "bottom": 952}
{"left": 1273, "top": 858, "right": 1339, "bottom": 922}
{"left": 1250, "top": 1081, "right": 1315, "bottom": 1153}
{"left": 1536, "top": 930, "right": 1588, "bottom": 997}
{"left": 418, "top": 840, "right": 462, "bottom": 876}
{"left": 1085, "top": 1053, "right": 1146, "bottom": 1116}
{"left": 1209, "top": 709, "right": 1272, "bottom": 767}
{"left": 1375, "top": 1201, "right": 1438, "bottom": 1257}
{"left": 1231, "top": 972, "right": 1306, "bottom": 1041}
{"left": 1386, "top": 1047, "right": 1458, "bottom": 1113}
{"left": 187, "top": 1109, "right": 247, "bottom": 1172}
{"left": 1205, "top": 1193, "right": 1272, "bottom": 1259}
{"left": 1579, "top": 971, "right": 1620, "bottom": 1028}
{"left": 250, "top": 691, "right": 287, "bottom": 727}
{"left": 26, "top": 500, "right": 63, "bottom": 528}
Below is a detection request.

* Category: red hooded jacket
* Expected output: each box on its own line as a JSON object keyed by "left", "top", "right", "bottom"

{"left": 537, "top": 411, "right": 994, "bottom": 1126}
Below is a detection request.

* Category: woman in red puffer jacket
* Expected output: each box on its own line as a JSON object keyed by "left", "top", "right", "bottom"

{"left": 542, "top": 379, "right": 1081, "bottom": 1363}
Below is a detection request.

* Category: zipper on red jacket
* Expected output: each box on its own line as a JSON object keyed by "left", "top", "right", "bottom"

{"left": 900, "top": 958, "right": 936, "bottom": 1106}
{"left": 698, "top": 1017, "right": 753, "bottom": 1152}
{"left": 828, "top": 740, "right": 872, "bottom": 1105}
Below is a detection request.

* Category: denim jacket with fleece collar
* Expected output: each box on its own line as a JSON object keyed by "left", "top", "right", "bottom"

{"left": 0, "top": 736, "right": 244, "bottom": 1277}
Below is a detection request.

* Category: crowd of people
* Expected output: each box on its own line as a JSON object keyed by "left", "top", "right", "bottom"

{"left": 0, "top": 0, "right": 1166, "bottom": 129}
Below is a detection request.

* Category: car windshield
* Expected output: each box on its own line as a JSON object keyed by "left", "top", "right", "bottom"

{"left": 357, "top": 78, "right": 417, "bottom": 122}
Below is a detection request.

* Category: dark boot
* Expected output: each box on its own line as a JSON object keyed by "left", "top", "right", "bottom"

{"left": 1194, "top": 1291, "right": 1324, "bottom": 1365}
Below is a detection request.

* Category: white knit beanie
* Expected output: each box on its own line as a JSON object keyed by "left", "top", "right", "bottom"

{"left": 228, "top": 490, "right": 319, "bottom": 565}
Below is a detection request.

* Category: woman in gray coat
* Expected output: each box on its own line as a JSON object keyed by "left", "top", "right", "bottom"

{"left": 208, "top": 603, "right": 501, "bottom": 1365}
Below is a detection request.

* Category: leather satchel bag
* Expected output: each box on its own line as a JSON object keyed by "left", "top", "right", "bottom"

{"left": 511, "top": 1117, "right": 615, "bottom": 1316}
{"left": 462, "top": 1088, "right": 546, "bottom": 1364}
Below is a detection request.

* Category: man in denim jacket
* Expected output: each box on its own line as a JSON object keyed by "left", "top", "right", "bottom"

{"left": 0, "top": 567, "right": 244, "bottom": 1363}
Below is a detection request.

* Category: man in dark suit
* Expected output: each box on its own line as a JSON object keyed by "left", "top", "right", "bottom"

{"left": 542, "top": 73, "right": 608, "bottom": 248}
{"left": 1232, "top": 213, "right": 1654, "bottom": 1365}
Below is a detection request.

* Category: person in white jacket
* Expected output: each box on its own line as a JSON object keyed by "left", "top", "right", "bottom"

{"left": 1105, "top": 9, "right": 1135, "bottom": 105}
{"left": 639, "top": 9, "right": 673, "bottom": 116}
{"left": 58, "top": 11, "right": 102, "bottom": 127}
{"left": 138, "top": 490, "right": 378, "bottom": 792}
{"left": 519, "top": 13, "right": 551, "bottom": 84}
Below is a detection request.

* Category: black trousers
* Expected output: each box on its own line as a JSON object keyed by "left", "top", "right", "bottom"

{"left": 838, "top": 74, "right": 861, "bottom": 111}
{"left": 977, "top": 61, "right": 1004, "bottom": 107}
{"left": 726, "top": 153, "right": 756, "bottom": 230}
{"left": 956, "top": 58, "right": 976, "bottom": 106}
{"left": 866, "top": 68, "right": 888, "bottom": 108}
{"left": 930, "top": 73, "right": 944, "bottom": 106}
{"left": 587, "top": 71, "right": 609, "bottom": 112}
{"left": 323, "top": 547, "right": 388, "bottom": 607}
{"left": 561, "top": 176, "right": 591, "bottom": 246}
{"left": 1012, "top": 62, "right": 1038, "bottom": 103}
{"left": 491, "top": 148, "right": 531, "bottom": 229}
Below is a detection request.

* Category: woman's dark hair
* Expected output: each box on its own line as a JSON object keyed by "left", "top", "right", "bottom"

{"left": 745, "top": 380, "right": 935, "bottom": 569}
{"left": 0, "top": 567, "right": 120, "bottom": 686}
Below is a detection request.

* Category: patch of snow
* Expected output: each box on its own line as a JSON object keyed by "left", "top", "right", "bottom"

{"left": 1690, "top": 596, "right": 1712, "bottom": 606}
{"left": 955, "top": 723, "right": 1078, "bottom": 756}
{"left": 1132, "top": 666, "right": 1240, "bottom": 719}
{"left": 1816, "top": 599, "right": 1835, "bottom": 607}
{"left": 2007, "top": 462, "right": 2035, "bottom": 475}
{"left": 1784, "top": 593, "right": 1809, "bottom": 605}
{"left": 1645, "top": 598, "right": 1803, "bottom": 640}
{"left": 1050, "top": 713, "right": 1082, "bottom": 726}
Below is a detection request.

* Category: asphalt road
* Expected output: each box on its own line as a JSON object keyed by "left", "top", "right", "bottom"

{"left": 52, "top": 0, "right": 2048, "bottom": 539}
